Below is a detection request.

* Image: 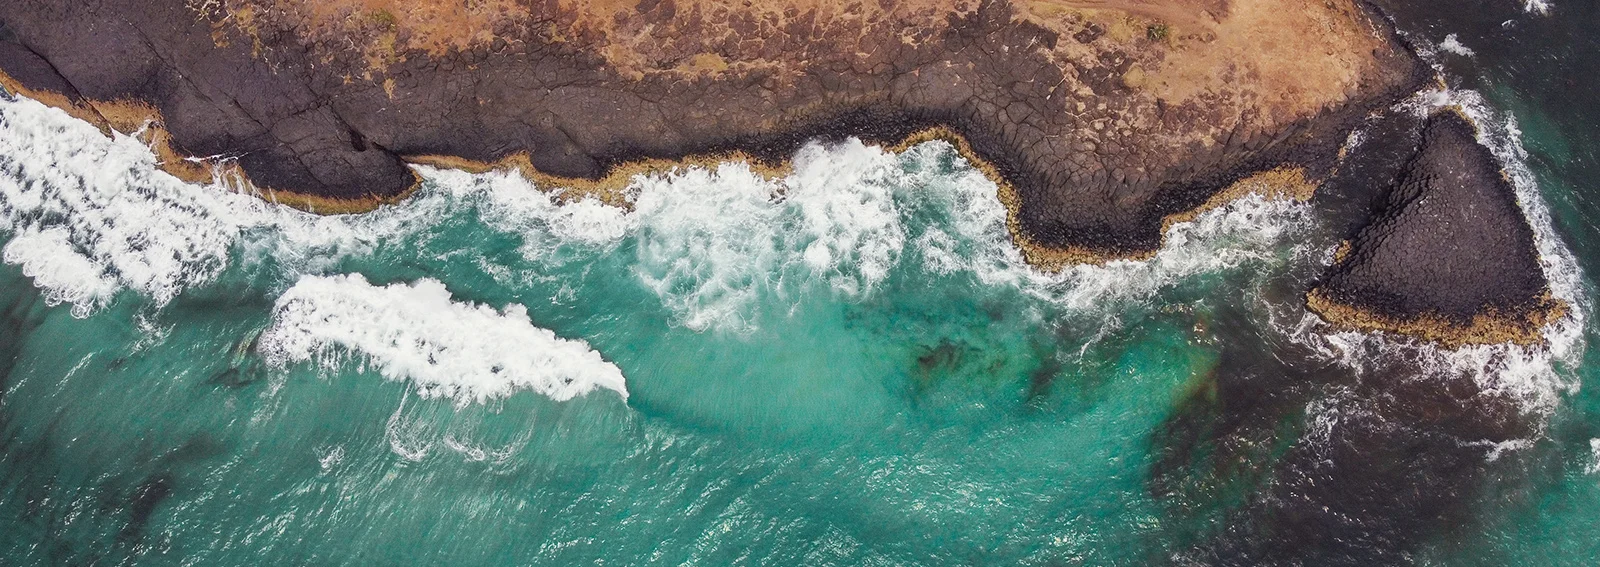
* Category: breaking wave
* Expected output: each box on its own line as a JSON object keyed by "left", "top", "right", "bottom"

{"left": 414, "top": 138, "right": 1316, "bottom": 332}
{"left": 0, "top": 97, "right": 242, "bottom": 312}
{"left": 1, "top": 86, "right": 1324, "bottom": 371}
{"left": 885, "top": 142, "right": 1317, "bottom": 313}
{"left": 0, "top": 94, "right": 440, "bottom": 314}
{"left": 411, "top": 140, "right": 909, "bottom": 333}
{"left": 1, "top": 227, "right": 121, "bottom": 316}
{"left": 259, "top": 273, "right": 627, "bottom": 404}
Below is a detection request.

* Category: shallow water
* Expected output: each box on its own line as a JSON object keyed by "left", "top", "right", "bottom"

{"left": 2, "top": 5, "right": 1599, "bottom": 565}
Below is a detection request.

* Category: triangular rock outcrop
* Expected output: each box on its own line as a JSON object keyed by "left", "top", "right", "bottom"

{"left": 1309, "top": 110, "right": 1563, "bottom": 346}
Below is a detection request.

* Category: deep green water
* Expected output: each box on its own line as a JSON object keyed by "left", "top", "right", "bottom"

{"left": 1, "top": 6, "right": 1598, "bottom": 565}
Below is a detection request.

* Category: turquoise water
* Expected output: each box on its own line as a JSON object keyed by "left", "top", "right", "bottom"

{"left": 2, "top": 22, "right": 1600, "bottom": 567}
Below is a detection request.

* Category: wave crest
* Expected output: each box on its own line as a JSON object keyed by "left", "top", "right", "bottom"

{"left": 259, "top": 273, "right": 627, "bottom": 404}
{"left": 0, "top": 95, "right": 443, "bottom": 313}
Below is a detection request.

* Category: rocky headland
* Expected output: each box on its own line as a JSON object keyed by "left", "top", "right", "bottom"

{"left": 1308, "top": 110, "right": 1564, "bottom": 346}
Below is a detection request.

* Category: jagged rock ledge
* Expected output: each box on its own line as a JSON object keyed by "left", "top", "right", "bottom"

{"left": 0, "top": 0, "right": 1428, "bottom": 266}
{"left": 1307, "top": 110, "right": 1566, "bottom": 347}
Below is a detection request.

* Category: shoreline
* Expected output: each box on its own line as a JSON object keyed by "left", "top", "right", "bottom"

{"left": 0, "top": 0, "right": 1428, "bottom": 259}
{"left": 0, "top": 72, "right": 420, "bottom": 215}
{"left": 3, "top": 65, "right": 1566, "bottom": 348}
{"left": 1306, "top": 287, "right": 1566, "bottom": 347}
{"left": 0, "top": 79, "right": 1328, "bottom": 267}
{"left": 17, "top": 0, "right": 1570, "bottom": 347}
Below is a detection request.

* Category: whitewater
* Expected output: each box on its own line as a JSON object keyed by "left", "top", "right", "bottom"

{"left": 1, "top": 41, "right": 1598, "bottom": 563}
{"left": 0, "top": 91, "right": 1349, "bottom": 404}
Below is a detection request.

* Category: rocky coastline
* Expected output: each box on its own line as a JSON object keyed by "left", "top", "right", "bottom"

{"left": 0, "top": 0, "right": 1565, "bottom": 345}
{"left": 1308, "top": 110, "right": 1565, "bottom": 346}
{"left": 0, "top": 0, "right": 1426, "bottom": 257}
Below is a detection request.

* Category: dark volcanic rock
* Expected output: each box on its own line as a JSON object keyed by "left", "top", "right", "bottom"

{"left": 0, "top": 0, "right": 1427, "bottom": 260}
{"left": 1310, "top": 107, "right": 1429, "bottom": 238}
{"left": 0, "top": 2, "right": 415, "bottom": 198}
{"left": 0, "top": 40, "right": 78, "bottom": 101}
{"left": 1309, "top": 110, "right": 1561, "bottom": 345}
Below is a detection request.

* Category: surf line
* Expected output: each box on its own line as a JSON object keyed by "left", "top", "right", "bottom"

{"left": 1, "top": 70, "right": 1323, "bottom": 271}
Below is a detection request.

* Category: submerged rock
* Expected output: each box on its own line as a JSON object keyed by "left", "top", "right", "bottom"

{"left": 1308, "top": 110, "right": 1563, "bottom": 346}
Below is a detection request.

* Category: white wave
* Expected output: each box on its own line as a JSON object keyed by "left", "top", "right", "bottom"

{"left": 0, "top": 98, "right": 241, "bottom": 310}
{"left": 891, "top": 139, "right": 1316, "bottom": 312}
{"left": 418, "top": 166, "right": 632, "bottom": 251}
{"left": 411, "top": 140, "right": 910, "bottom": 333}
{"left": 784, "top": 142, "right": 906, "bottom": 297}
{"left": 1053, "top": 195, "right": 1313, "bottom": 309}
{"left": 1289, "top": 86, "right": 1589, "bottom": 418}
{"left": 1, "top": 227, "right": 120, "bottom": 315}
{"left": 1521, "top": 0, "right": 1551, "bottom": 14}
{"left": 1588, "top": 438, "right": 1600, "bottom": 475}
{"left": 259, "top": 273, "right": 627, "bottom": 404}
{"left": 628, "top": 161, "right": 790, "bottom": 333}
{"left": 627, "top": 140, "right": 905, "bottom": 331}
{"left": 1440, "top": 34, "right": 1475, "bottom": 57}
{"left": 419, "top": 137, "right": 1315, "bottom": 331}
{"left": 0, "top": 89, "right": 902, "bottom": 333}
{"left": 0, "top": 94, "right": 444, "bottom": 314}
{"left": 316, "top": 445, "right": 345, "bottom": 473}
{"left": 566, "top": 138, "right": 1309, "bottom": 329}
{"left": 421, "top": 141, "right": 905, "bottom": 333}
{"left": 0, "top": 86, "right": 1322, "bottom": 337}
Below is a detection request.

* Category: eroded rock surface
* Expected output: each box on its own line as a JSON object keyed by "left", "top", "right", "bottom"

{"left": 1309, "top": 111, "right": 1562, "bottom": 345}
{"left": 0, "top": 0, "right": 1426, "bottom": 262}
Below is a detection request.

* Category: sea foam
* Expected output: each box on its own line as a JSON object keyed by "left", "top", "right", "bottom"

{"left": 2, "top": 84, "right": 1320, "bottom": 342}
{"left": 414, "top": 138, "right": 1316, "bottom": 333}
{"left": 889, "top": 141, "right": 1317, "bottom": 313}
{"left": 414, "top": 139, "right": 910, "bottom": 333}
{"left": 0, "top": 94, "right": 440, "bottom": 314}
{"left": 259, "top": 273, "right": 627, "bottom": 404}
{"left": 627, "top": 140, "right": 905, "bottom": 331}
{"left": 1440, "top": 34, "right": 1475, "bottom": 57}
{"left": 1, "top": 227, "right": 121, "bottom": 316}
{"left": 0, "top": 97, "right": 241, "bottom": 311}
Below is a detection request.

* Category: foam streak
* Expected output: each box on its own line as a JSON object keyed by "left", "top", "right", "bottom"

{"left": 260, "top": 274, "right": 627, "bottom": 404}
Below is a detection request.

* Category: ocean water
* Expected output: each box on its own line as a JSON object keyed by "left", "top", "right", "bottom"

{"left": 1, "top": 6, "right": 1598, "bottom": 565}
